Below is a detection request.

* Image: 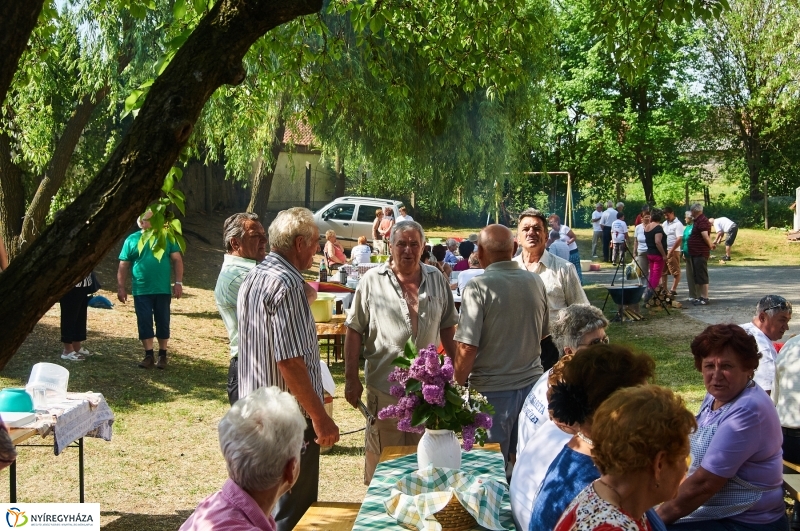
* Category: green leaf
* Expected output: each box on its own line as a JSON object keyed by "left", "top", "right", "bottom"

{"left": 403, "top": 338, "right": 418, "bottom": 359}
{"left": 369, "top": 13, "right": 384, "bottom": 34}
{"left": 170, "top": 219, "right": 183, "bottom": 234}
{"left": 175, "top": 233, "right": 186, "bottom": 254}
{"left": 192, "top": 0, "right": 206, "bottom": 14}
{"left": 162, "top": 174, "right": 174, "bottom": 193}
{"left": 173, "top": 0, "right": 187, "bottom": 20}
{"left": 411, "top": 406, "right": 432, "bottom": 427}
{"left": 171, "top": 195, "right": 186, "bottom": 216}
{"left": 405, "top": 378, "right": 421, "bottom": 393}
{"left": 392, "top": 355, "right": 411, "bottom": 368}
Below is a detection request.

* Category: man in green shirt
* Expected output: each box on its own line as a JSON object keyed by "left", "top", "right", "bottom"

{"left": 117, "top": 211, "right": 184, "bottom": 369}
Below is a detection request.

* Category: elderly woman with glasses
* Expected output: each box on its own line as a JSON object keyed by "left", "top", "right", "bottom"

{"left": 510, "top": 304, "right": 609, "bottom": 531}
{"left": 180, "top": 387, "right": 307, "bottom": 531}
{"left": 555, "top": 385, "right": 696, "bottom": 531}
{"left": 657, "top": 324, "right": 787, "bottom": 531}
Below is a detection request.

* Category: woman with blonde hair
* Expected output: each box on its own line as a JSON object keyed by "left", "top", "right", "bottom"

{"left": 555, "top": 385, "right": 696, "bottom": 531}
{"left": 323, "top": 230, "right": 347, "bottom": 268}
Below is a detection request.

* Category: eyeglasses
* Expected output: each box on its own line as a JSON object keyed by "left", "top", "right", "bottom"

{"left": 764, "top": 300, "right": 792, "bottom": 313}
{"left": 578, "top": 336, "right": 610, "bottom": 347}
{"left": 300, "top": 441, "right": 308, "bottom": 455}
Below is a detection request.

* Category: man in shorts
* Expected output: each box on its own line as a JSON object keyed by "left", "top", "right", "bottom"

{"left": 709, "top": 216, "right": 738, "bottom": 261}
{"left": 661, "top": 207, "right": 684, "bottom": 297}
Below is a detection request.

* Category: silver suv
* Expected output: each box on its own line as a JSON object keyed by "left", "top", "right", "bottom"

{"left": 314, "top": 196, "right": 402, "bottom": 251}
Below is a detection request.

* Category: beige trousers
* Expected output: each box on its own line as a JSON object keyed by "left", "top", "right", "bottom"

{"left": 364, "top": 386, "right": 422, "bottom": 484}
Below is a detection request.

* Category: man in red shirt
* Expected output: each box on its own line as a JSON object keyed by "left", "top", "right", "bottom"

{"left": 687, "top": 203, "right": 715, "bottom": 305}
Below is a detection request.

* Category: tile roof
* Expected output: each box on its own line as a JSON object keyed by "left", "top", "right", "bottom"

{"left": 282, "top": 117, "right": 317, "bottom": 147}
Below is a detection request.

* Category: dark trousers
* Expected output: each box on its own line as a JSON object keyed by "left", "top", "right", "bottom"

{"left": 227, "top": 357, "right": 238, "bottom": 405}
{"left": 275, "top": 419, "right": 320, "bottom": 531}
{"left": 783, "top": 427, "right": 800, "bottom": 464}
{"left": 666, "top": 514, "right": 788, "bottom": 531}
{"left": 602, "top": 226, "right": 612, "bottom": 262}
{"left": 60, "top": 287, "right": 89, "bottom": 343}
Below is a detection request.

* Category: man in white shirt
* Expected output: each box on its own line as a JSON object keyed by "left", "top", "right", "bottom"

{"left": 773, "top": 333, "right": 800, "bottom": 463}
{"left": 708, "top": 216, "right": 738, "bottom": 261}
{"left": 661, "top": 207, "right": 684, "bottom": 296}
{"left": 590, "top": 203, "right": 603, "bottom": 257}
{"left": 456, "top": 255, "right": 485, "bottom": 293}
{"left": 610, "top": 211, "right": 628, "bottom": 265}
{"left": 598, "top": 201, "right": 617, "bottom": 263}
{"left": 394, "top": 205, "right": 413, "bottom": 222}
{"left": 739, "top": 295, "right": 793, "bottom": 395}
{"left": 513, "top": 208, "right": 589, "bottom": 371}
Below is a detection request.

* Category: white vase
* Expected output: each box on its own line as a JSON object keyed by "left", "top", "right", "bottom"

{"left": 417, "top": 429, "right": 462, "bottom": 470}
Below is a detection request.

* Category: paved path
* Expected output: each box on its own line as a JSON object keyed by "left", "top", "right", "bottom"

{"left": 583, "top": 264, "right": 800, "bottom": 340}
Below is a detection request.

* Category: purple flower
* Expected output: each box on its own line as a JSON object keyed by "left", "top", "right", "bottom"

{"left": 462, "top": 424, "right": 476, "bottom": 451}
{"left": 398, "top": 395, "right": 420, "bottom": 411}
{"left": 398, "top": 417, "right": 425, "bottom": 433}
{"left": 388, "top": 367, "right": 409, "bottom": 385}
{"left": 390, "top": 385, "right": 405, "bottom": 398}
{"left": 424, "top": 351, "right": 442, "bottom": 378}
{"left": 441, "top": 356, "right": 454, "bottom": 381}
{"left": 377, "top": 405, "right": 397, "bottom": 420}
{"left": 474, "top": 412, "right": 493, "bottom": 429}
{"left": 422, "top": 384, "right": 445, "bottom": 406}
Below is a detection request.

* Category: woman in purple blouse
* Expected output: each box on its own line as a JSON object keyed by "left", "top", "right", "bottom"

{"left": 657, "top": 324, "right": 787, "bottom": 531}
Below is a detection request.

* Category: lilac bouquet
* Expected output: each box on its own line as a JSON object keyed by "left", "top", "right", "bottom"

{"left": 378, "top": 340, "right": 494, "bottom": 451}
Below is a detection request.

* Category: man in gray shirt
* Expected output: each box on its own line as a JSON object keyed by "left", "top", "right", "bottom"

{"left": 546, "top": 230, "right": 570, "bottom": 261}
{"left": 454, "top": 224, "right": 549, "bottom": 464}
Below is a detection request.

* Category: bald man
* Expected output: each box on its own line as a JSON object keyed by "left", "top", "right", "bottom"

{"left": 454, "top": 225, "right": 550, "bottom": 464}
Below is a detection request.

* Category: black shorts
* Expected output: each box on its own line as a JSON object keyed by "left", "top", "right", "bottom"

{"left": 691, "top": 256, "right": 709, "bottom": 285}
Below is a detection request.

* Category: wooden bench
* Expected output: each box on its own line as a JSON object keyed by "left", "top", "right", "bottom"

{"left": 784, "top": 460, "right": 800, "bottom": 505}
{"left": 295, "top": 502, "right": 362, "bottom": 531}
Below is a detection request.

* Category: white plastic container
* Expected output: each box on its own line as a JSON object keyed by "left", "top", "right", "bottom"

{"left": 26, "top": 362, "right": 69, "bottom": 405}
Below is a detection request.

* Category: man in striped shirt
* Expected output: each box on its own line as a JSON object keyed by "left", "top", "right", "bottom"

{"left": 214, "top": 213, "right": 268, "bottom": 405}
{"left": 237, "top": 207, "right": 339, "bottom": 531}
{"left": 345, "top": 220, "right": 458, "bottom": 484}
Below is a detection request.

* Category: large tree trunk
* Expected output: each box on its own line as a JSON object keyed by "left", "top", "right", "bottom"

{"left": 0, "top": 1, "right": 45, "bottom": 107}
{"left": 0, "top": 0, "right": 322, "bottom": 368}
{"left": 18, "top": 86, "right": 111, "bottom": 251}
{"left": 335, "top": 148, "right": 346, "bottom": 197}
{"left": 247, "top": 97, "right": 287, "bottom": 216}
{"left": 738, "top": 112, "right": 763, "bottom": 202}
{"left": 0, "top": 132, "right": 26, "bottom": 257}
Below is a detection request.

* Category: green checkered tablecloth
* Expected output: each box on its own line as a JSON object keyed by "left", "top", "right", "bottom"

{"left": 353, "top": 450, "right": 514, "bottom": 531}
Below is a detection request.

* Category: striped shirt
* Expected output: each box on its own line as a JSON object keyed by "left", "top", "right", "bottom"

{"left": 237, "top": 252, "right": 323, "bottom": 407}
{"left": 214, "top": 254, "right": 257, "bottom": 358}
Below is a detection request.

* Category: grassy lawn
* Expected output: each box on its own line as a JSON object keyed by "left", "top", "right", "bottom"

{"left": 0, "top": 214, "right": 789, "bottom": 528}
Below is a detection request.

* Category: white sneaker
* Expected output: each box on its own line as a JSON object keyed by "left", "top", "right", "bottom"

{"left": 76, "top": 347, "right": 92, "bottom": 357}
{"left": 61, "top": 351, "right": 85, "bottom": 361}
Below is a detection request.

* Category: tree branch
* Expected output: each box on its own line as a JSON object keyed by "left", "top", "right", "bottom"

{"left": 0, "top": 0, "right": 322, "bottom": 368}
{"left": 0, "top": 0, "right": 46, "bottom": 106}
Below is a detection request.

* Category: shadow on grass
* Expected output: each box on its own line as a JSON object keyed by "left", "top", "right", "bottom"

{"left": 326, "top": 445, "right": 366, "bottom": 457}
{"left": 102, "top": 510, "right": 193, "bottom": 531}
{"left": 0, "top": 322, "right": 228, "bottom": 413}
{"left": 172, "top": 311, "right": 223, "bottom": 319}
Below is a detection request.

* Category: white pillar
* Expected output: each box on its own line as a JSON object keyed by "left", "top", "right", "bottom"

{"left": 795, "top": 187, "right": 800, "bottom": 231}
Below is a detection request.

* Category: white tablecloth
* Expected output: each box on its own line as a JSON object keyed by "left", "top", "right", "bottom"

{"left": 29, "top": 392, "right": 114, "bottom": 455}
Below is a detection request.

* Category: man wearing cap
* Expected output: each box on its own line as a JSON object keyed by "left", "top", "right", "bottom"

{"left": 740, "top": 295, "right": 792, "bottom": 396}
{"left": 590, "top": 203, "right": 603, "bottom": 258}
{"left": 118, "top": 210, "right": 184, "bottom": 369}
{"left": 468, "top": 233, "right": 479, "bottom": 253}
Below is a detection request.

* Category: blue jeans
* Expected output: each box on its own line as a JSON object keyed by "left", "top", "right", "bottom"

{"left": 482, "top": 383, "right": 535, "bottom": 464}
{"left": 667, "top": 514, "right": 788, "bottom": 531}
{"left": 133, "top": 294, "right": 171, "bottom": 340}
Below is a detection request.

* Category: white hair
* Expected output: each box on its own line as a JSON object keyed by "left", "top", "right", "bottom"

{"left": 389, "top": 221, "right": 426, "bottom": 246}
{"left": 606, "top": 201, "right": 613, "bottom": 208}
{"left": 690, "top": 203, "right": 703, "bottom": 214}
{"left": 219, "top": 386, "right": 306, "bottom": 491}
{"left": 268, "top": 207, "right": 317, "bottom": 252}
{"left": 615, "top": 202, "right": 625, "bottom": 210}
{"left": 551, "top": 304, "right": 609, "bottom": 354}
